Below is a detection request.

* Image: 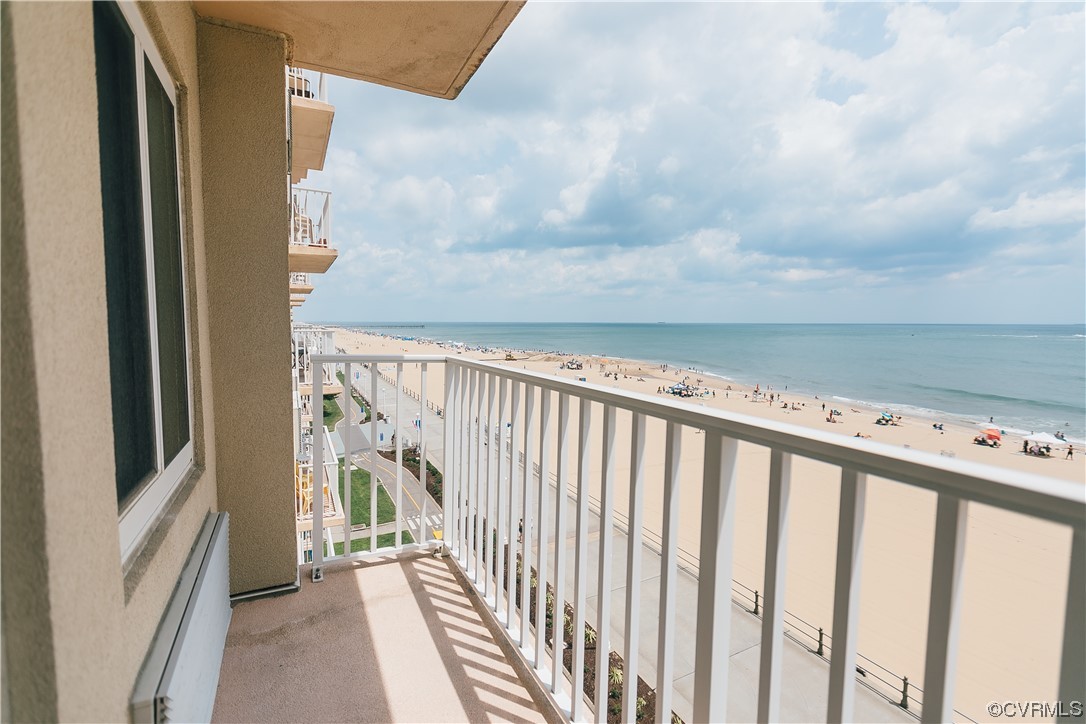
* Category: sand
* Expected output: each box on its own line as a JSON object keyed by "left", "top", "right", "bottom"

{"left": 329, "top": 326, "right": 1084, "bottom": 721}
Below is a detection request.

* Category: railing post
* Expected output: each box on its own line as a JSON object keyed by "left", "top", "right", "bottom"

{"left": 594, "top": 404, "right": 616, "bottom": 723}
{"left": 921, "top": 493, "right": 968, "bottom": 723}
{"left": 420, "top": 363, "right": 428, "bottom": 545}
{"left": 622, "top": 413, "right": 646, "bottom": 722}
{"left": 571, "top": 399, "right": 592, "bottom": 722}
{"left": 312, "top": 368, "right": 325, "bottom": 580}
{"left": 342, "top": 362, "right": 352, "bottom": 557}
{"left": 486, "top": 374, "right": 499, "bottom": 604}
{"left": 827, "top": 469, "right": 867, "bottom": 723}
{"left": 369, "top": 361, "right": 378, "bottom": 553}
{"left": 693, "top": 433, "right": 739, "bottom": 724}
{"left": 753, "top": 590, "right": 760, "bottom": 615}
{"left": 519, "top": 383, "right": 536, "bottom": 648}
{"left": 758, "top": 450, "right": 792, "bottom": 723}
{"left": 656, "top": 421, "right": 682, "bottom": 724}
{"left": 817, "top": 627, "right": 825, "bottom": 657}
{"left": 507, "top": 381, "right": 522, "bottom": 628}
{"left": 534, "top": 388, "right": 552, "bottom": 671}
{"left": 900, "top": 676, "right": 909, "bottom": 710}
{"left": 495, "top": 377, "right": 508, "bottom": 615}
{"left": 1058, "top": 527, "right": 1085, "bottom": 724}
{"left": 552, "top": 392, "right": 571, "bottom": 699}
{"left": 442, "top": 364, "right": 454, "bottom": 552}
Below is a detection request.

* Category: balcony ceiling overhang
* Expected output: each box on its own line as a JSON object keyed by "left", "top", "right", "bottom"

{"left": 289, "top": 246, "right": 338, "bottom": 274}
{"left": 193, "top": 1, "right": 525, "bottom": 100}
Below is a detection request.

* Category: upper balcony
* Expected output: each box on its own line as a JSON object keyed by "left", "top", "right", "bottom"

{"left": 288, "top": 67, "right": 334, "bottom": 185}
{"left": 288, "top": 187, "right": 338, "bottom": 274}
{"left": 215, "top": 355, "right": 1084, "bottom": 724}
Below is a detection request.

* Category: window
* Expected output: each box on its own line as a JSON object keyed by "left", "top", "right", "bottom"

{"left": 94, "top": 1, "right": 193, "bottom": 561}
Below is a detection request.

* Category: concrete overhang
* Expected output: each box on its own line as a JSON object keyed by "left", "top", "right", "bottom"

{"left": 288, "top": 245, "right": 338, "bottom": 274}
{"left": 290, "top": 280, "right": 315, "bottom": 295}
{"left": 193, "top": 1, "right": 525, "bottom": 100}
{"left": 291, "top": 95, "right": 334, "bottom": 184}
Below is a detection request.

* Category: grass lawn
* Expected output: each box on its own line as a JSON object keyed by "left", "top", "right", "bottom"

{"left": 333, "top": 530, "right": 415, "bottom": 555}
{"left": 323, "top": 394, "right": 342, "bottom": 431}
{"left": 337, "top": 460, "right": 397, "bottom": 527}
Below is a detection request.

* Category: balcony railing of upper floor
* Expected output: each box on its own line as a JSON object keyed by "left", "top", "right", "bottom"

{"left": 290, "top": 188, "right": 331, "bottom": 249}
{"left": 288, "top": 67, "right": 328, "bottom": 104}
{"left": 304, "top": 353, "right": 1084, "bottom": 724}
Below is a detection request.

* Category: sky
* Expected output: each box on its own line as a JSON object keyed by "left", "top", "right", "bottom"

{"left": 297, "top": 2, "right": 1086, "bottom": 325}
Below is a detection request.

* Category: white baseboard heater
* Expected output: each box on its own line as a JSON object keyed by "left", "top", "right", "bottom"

{"left": 131, "top": 512, "right": 231, "bottom": 724}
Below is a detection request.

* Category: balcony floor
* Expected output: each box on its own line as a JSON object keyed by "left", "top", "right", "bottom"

{"left": 212, "top": 553, "right": 547, "bottom": 723}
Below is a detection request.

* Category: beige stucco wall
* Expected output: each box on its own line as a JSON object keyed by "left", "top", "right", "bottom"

{"left": 197, "top": 20, "right": 298, "bottom": 596}
{"left": 1, "top": 2, "right": 219, "bottom": 720}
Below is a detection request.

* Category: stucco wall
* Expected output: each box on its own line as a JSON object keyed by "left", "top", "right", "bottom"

{"left": 197, "top": 21, "right": 297, "bottom": 595}
{"left": 1, "top": 2, "right": 218, "bottom": 720}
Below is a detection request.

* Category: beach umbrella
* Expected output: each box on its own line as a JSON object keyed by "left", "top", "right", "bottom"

{"left": 978, "top": 423, "right": 1002, "bottom": 440}
{"left": 1026, "top": 432, "right": 1062, "bottom": 445}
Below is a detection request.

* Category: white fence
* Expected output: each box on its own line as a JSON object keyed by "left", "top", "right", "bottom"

{"left": 308, "top": 354, "right": 1084, "bottom": 724}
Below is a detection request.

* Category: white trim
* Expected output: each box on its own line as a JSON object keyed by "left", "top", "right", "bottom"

{"left": 111, "top": 0, "right": 195, "bottom": 563}
{"left": 116, "top": 1, "right": 176, "bottom": 105}
{"left": 120, "top": 441, "right": 194, "bottom": 561}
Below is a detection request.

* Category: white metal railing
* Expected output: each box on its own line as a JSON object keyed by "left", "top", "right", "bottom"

{"left": 287, "top": 67, "right": 328, "bottom": 103}
{"left": 290, "top": 271, "right": 311, "bottom": 287}
{"left": 290, "top": 187, "right": 331, "bottom": 249}
{"left": 306, "top": 354, "right": 1085, "bottom": 724}
{"left": 292, "top": 327, "right": 338, "bottom": 390}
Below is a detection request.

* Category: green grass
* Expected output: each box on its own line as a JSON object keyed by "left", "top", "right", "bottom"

{"left": 333, "top": 530, "right": 415, "bottom": 555}
{"left": 337, "top": 460, "right": 397, "bottom": 527}
{"left": 323, "top": 394, "right": 342, "bottom": 431}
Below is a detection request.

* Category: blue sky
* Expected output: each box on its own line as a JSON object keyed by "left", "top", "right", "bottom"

{"left": 297, "top": 2, "right": 1085, "bottom": 324}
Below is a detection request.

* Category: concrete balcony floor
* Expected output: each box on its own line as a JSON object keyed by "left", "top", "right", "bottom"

{"left": 212, "top": 552, "right": 547, "bottom": 723}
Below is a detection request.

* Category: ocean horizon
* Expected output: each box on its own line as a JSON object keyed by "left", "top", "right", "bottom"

{"left": 331, "top": 322, "right": 1086, "bottom": 442}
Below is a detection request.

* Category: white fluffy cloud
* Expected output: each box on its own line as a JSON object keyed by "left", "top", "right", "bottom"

{"left": 300, "top": 2, "right": 1085, "bottom": 323}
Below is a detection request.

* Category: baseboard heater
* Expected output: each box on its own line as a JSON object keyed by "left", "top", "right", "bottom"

{"left": 131, "top": 512, "right": 231, "bottom": 724}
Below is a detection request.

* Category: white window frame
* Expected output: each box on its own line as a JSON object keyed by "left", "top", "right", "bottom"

{"left": 112, "top": 1, "right": 196, "bottom": 563}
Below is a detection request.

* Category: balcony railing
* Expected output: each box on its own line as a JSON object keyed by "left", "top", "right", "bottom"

{"left": 307, "top": 354, "right": 1085, "bottom": 723}
{"left": 287, "top": 67, "right": 328, "bottom": 103}
{"left": 290, "top": 187, "right": 331, "bottom": 249}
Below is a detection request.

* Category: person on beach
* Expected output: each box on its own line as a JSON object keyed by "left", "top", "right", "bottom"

{"left": 1068, "top": 445, "right": 1074, "bottom": 460}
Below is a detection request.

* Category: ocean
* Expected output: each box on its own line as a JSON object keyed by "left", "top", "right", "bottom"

{"left": 342, "top": 323, "right": 1086, "bottom": 441}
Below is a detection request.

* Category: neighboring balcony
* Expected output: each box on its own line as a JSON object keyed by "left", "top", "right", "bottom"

{"left": 296, "top": 365, "right": 343, "bottom": 398}
{"left": 289, "top": 272, "right": 314, "bottom": 295}
{"left": 289, "top": 187, "right": 338, "bottom": 274}
{"left": 288, "top": 67, "right": 334, "bottom": 185}
{"left": 214, "top": 355, "right": 1084, "bottom": 724}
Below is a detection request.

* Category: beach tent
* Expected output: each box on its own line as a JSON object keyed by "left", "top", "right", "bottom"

{"left": 1026, "top": 432, "right": 1063, "bottom": 446}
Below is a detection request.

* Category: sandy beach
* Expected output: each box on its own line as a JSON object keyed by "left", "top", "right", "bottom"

{"left": 331, "top": 326, "right": 1084, "bottom": 721}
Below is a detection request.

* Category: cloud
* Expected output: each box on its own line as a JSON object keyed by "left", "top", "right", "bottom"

{"left": 298, "top": 2, "right": 1085, "bottom": 324}
{"left": 969, "top": 189, "right": 1085, "bottom": 230}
